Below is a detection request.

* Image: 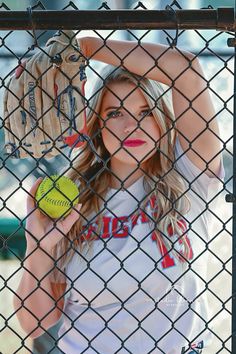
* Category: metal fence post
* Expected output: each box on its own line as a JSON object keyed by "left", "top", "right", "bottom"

{"left": 232, "top": 2, "right": 236, "bottom": 350}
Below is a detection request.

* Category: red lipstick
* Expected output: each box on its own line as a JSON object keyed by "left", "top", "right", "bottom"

{"left": 123, "top": 139, "right": 146, "bottom": 147}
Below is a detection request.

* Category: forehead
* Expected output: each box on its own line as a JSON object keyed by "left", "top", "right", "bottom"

{"left": 101, "top": 81, "right": 148, "bottom": 108}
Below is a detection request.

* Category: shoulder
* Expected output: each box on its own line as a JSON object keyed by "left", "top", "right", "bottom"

{"left": 174, "top": 137, "right": 224, "bottom": 201}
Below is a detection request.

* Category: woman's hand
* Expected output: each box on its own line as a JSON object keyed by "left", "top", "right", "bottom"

{"left": 25, "top": 177, "right": 82, "bottom": 254}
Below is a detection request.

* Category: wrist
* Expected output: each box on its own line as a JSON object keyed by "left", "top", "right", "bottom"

{"left": 25, "top": 231, "right": 55, "bottom": 256}
{"left": 78, "top": 36, "right": 102, "bottom": 59}
{"left": 25, "top": 246, "right": 54, "bottom": 264}
{"left": 78, "top": 36, "right": 89, "bottom": 57}
{"left": 23, "top": 247, "right": 55, "bottom": 279}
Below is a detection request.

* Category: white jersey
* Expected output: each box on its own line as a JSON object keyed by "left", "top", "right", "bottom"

{"left": 58, "top": 139, "right": 224, "bottom": 354}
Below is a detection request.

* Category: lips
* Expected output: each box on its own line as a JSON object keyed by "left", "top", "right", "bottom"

{"left": 123, "top": 139, "right": 146, "bottom": 147}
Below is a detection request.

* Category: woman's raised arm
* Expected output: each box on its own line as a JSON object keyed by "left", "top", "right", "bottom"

{"left": 80, "top": 36, "right": 221, "bottom": 176}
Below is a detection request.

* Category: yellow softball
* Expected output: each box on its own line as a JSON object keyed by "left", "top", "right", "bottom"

{"left": 35, "top": 175, "right": 79, "bottom": 219}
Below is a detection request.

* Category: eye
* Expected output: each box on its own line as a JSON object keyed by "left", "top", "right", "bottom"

{"left": 140, "top": 109, "right": 153, "bottom": 118}
{"left": 106, "top": 110, "right": 122, "bottom": 119}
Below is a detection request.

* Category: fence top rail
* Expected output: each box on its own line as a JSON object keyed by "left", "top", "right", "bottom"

{"left": 0, "top": 8, "right": 234, "bottom": 31}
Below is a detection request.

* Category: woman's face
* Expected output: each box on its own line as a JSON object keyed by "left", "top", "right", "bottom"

{"left": 99, "top": 81, "right": 161, "bottom": 167}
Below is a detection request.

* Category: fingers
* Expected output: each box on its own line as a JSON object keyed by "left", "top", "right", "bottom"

{"left": 59, "top": 203, "right": 82, "bottom": 234}
{"left": 26, "top": 177, "right": 43, "bottom": 213}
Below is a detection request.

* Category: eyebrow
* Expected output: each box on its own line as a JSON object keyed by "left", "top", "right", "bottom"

{"left": 103, "top": 106, "right": 121, "bottom": 112}
{"left": 103, "top": 105, "right": 150, "bottom": 112}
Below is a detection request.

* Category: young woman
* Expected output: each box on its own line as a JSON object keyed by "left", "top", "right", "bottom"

{"left": 14, "top": 35, "right": 223, "bottom": 353}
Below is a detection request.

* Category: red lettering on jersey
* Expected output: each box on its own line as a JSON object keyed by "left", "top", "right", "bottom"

{"left": 152, "top": 219, "right": 193, "bottom": 268}
{"left": 101, "top": 216, "right": 111, "bottom": 239}
{"left": 112, "top": 217, "right": 129, "bottom": 238}
{"left": 82, "top": 223, "right": 98, "bottom": 241}
{"left": 151, "top": 231, "right": 176, "bottom": 268}
{"left": 131, "top": 214, "right": 139, "bottom": 228}
{"left": 140, "top": 209, "right": 149, "bottom": 223}
{"left": 167, "top": 219, "right": 186, "bottom": 237}
{"left": 167, "top": 220, "right": 193, "bottom": 261}
{"left": 131, "top": 209, "right": 149, "bottom": 229}
{"left": 177, "top": 234, "right": 193, "bottom": 261}
{"left": 149, "top": 195, "right": 157, "bottom": 208}
{"left": 145, "top": 195, "right": 159, "bottom": 219}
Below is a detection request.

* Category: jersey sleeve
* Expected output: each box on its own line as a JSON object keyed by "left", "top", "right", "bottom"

{"left": 174, "top": 137, "right": 225, "bottom": 202}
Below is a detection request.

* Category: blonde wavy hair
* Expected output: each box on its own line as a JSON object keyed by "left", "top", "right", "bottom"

{"left": 53, "top": 65, "right": 190, "bottom": 274}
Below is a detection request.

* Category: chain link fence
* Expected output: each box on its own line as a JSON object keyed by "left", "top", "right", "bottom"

{"left": 0, "top": 1, "right": 233, "bottom": 353}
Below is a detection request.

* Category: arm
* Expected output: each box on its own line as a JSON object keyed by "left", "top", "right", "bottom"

{"left": 80, "top": 37, "right": 221, "bottom": 176}
{"left": 14, "top": 248, "right": 66, "bottom": 338}
{"left": 14, "top": 178, "right": 81, "bottom": 338}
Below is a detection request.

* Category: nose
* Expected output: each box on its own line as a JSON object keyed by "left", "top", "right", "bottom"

{"left": 123, "top": 114, "right": 140, "bottom": 133}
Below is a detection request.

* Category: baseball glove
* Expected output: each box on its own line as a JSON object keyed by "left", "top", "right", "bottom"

{"left": 3, "top": 30, "right": 87, "bottom": 159}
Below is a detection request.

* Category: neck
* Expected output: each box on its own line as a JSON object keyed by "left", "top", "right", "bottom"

{"left": 110, "top": 158, "right": 144, "bottom": 189}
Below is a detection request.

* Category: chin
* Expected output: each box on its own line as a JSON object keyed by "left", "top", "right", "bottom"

{"left": 112, "top": 153, "right": 150, "bottom": 166}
